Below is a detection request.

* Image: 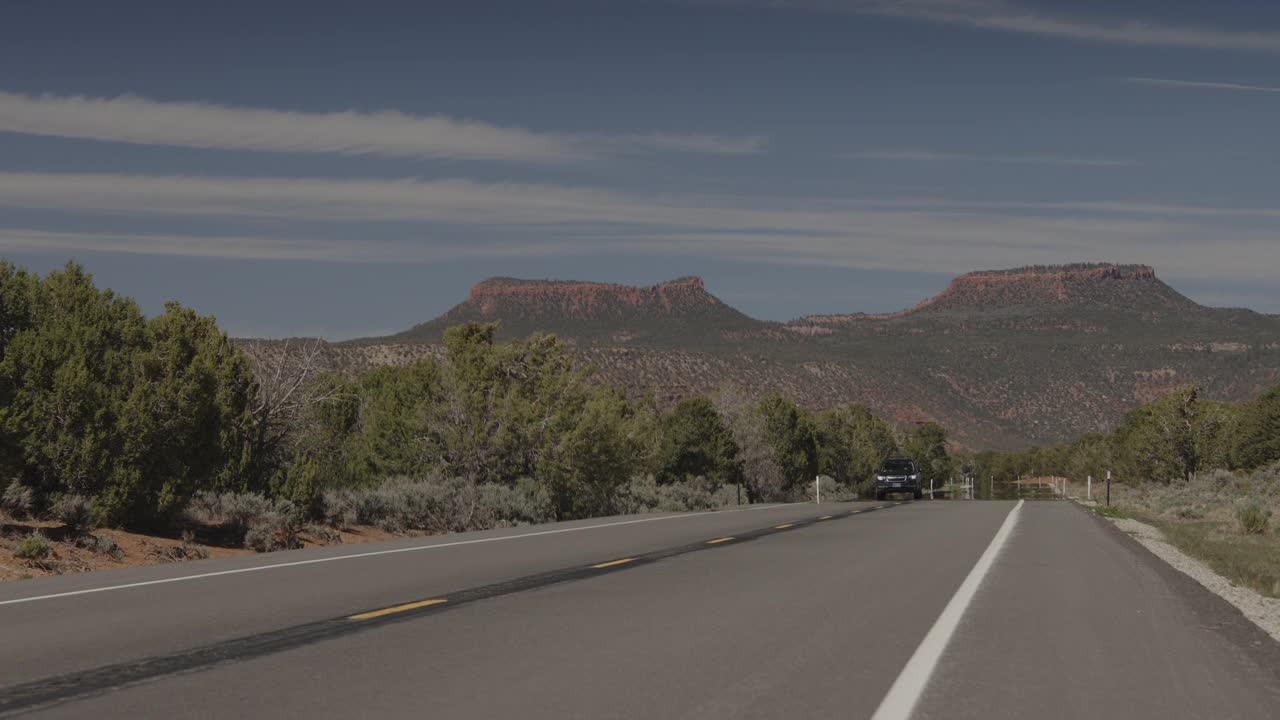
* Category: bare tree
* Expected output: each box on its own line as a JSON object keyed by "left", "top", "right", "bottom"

{"left": 240, "top": 338, "right": 340, "bottom": 487}
{"left": 714, "top": 385, "right": 785, "bottom": 502}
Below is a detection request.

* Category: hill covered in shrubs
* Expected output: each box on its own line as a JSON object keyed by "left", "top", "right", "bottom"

{"left": 324, "top": 264, "right": 1280, "bottom": 450}
{"left": 1, "top": 261, "right": 946, "bottom": 561}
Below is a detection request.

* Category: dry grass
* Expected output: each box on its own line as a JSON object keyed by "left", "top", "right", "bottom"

{"left": 1150, "top": 519, "right": 1280, "bottom": 599}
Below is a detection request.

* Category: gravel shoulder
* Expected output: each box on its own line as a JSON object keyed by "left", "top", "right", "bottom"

{"left": 1095, "top": 508, "right": 1280, "bottom": 643}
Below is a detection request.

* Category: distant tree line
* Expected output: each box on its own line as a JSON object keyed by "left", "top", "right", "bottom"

{"left": 0, "top": 261, "right": 950, "bottom": 538}
{"left": 973, "top": 383, "right": 1280, "bottom": 485}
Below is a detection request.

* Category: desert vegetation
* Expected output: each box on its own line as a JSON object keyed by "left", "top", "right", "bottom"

{"left": 1, "top": 261, "right": 947, "bottom": 574}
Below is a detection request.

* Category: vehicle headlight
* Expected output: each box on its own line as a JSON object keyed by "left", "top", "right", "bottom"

{"left": 911, "top": 474, "right": 921, "bottom": 481}
{"left": 876, "top": 475, "right": 886, "bottom": 482}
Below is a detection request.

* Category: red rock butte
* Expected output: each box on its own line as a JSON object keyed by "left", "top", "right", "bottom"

{"left": 914, "top": 263, "right": 1167, "bottom": 312}
{"left": 461, "top": 276, "right": 723, "bottom": 320}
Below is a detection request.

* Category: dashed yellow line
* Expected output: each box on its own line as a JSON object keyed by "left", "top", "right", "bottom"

{"left": 706, "top": 537, "right": 735, "bottom": 544}
{"left": 348, "top": 598, "right": 448, "bottom": 621}
{"left": 818, "top": 515, "right": 833, "bottom": 520}
{"left": 875, "top": 506, "right": 885, "bottom": 510}
{"left": 591, "top": 558, "right": 636, "bottom": 569}
{"left": 774, "top": 523, "right": 794, "bottom": 529}
{"left": 851, "top": 510, "right": 862, "bottom": 514}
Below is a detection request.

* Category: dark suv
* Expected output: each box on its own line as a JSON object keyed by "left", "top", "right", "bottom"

{"left": 875, "top": 457, "right": 923, "bottom": 500}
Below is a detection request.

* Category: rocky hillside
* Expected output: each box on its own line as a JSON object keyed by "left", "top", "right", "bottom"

{"left": 241, "top": 264, "right": 1280, "bottom": 450}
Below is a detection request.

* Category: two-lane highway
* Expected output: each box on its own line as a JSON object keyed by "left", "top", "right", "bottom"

{"left": 3, "top": 500, "right": 1279, "bottom": 719}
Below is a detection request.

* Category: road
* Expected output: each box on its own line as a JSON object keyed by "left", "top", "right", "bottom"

{"left": 2, "top": 500, "right": 1279, "bottom": 719}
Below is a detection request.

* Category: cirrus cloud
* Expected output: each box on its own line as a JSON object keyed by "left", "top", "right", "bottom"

{"left": 0, "top": 90, "right": 766, "bottom": 162}
{"left": 2, "top": 171, "right": 1278, "bottom": 283}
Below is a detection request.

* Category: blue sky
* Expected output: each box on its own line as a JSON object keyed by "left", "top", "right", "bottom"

{"left": 2, "top": 0, "right": 1278, "bottom": 338}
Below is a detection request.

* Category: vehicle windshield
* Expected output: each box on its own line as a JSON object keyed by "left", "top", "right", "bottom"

{"left": 880, "top": 460, "right": 915, "bottom": 475}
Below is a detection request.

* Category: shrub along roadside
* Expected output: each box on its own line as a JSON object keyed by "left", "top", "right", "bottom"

{"left": 0, "top": 261, "right": 257, "bottom": 530}
{"left": 1236, "top": 501, "right": 1272, "bottom": 535}
{"left": 14, "top": 531, "right": 51, "bottom": 560}
{"left": 321, "top": 476, "right": 555, "bottom": 533}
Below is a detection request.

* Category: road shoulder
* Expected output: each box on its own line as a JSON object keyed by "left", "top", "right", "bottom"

{"left": 1083, "top": 502, "right": 1280, "bottom": 645}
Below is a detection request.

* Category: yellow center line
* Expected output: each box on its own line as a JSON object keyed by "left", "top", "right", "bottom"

{"left": 774, "top": 523, "right": 794, "bottom": 529}
{"left": 818, "top": 515, "right": 833, "bottom": 520}
{"left": 706, "top": 537, "right": 735, "bottom": 544}
{"left": 851, "top": 510, "right": 862, "bottom": 514}
{"left": 875, "top": 505, "right": 885, "bottom": 510}
{"left": 591, "top": 558, "right": 636, "bottom": 569}
{"left": 348, "top": 598, "right": 448, "bottom": 621}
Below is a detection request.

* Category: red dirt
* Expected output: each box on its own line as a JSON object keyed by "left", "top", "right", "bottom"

{"left": 0, "top": 518, "right": 428, "bottom": 583}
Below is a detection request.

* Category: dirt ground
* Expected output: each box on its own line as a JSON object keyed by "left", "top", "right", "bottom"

{"left": 0, "top": 518, "right": 425, "bottom": 583}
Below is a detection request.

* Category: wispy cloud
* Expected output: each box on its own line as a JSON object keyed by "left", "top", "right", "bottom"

{"left": 1123, "top": 76, "right": 1280, "bottom": 94}
{"left": 843, "top": 148, "right": 1133, "bottom": 167}
{"left": 0, "top": 91, "right": 765, "bottom": 162}
{"left": 0, "top": 228, "right": 580, "bottom": 263}
{"left": 733, "top": 1, "right": 1280, "bottom": 52}
{"left": 2, "top": 171, "right": 1278, "bottom": 281}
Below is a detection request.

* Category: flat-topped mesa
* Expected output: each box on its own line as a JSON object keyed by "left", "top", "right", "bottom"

{"left": 384, "top": 275, "right": 767, "bottom": 343}
{"left": 463, "top": 276, "right": 719, "bottom": 320}
{"left": 909, "top": 263, "right": 1188, "bottom": 315}
{"left": 787, "top": 263, "right": 1195, "bottom": 331}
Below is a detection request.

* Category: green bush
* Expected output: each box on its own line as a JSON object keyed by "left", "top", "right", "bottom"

{"left": 1234, "top": 387, "right": 1280, "bottom": 470}
{"left": 1237, "top": 501, "right": 1272, "bottom": 535}
{"left": 817, "top": 404, "right": 899, "bottom": 487}
{"left": 656, "top": 397, "right": 740, "bottom": 485}
{"left": 15, "top": 531, "right": 51, "bottom": 560}
{"left": 0, "top": 263, "right": 257, "bottom": 530}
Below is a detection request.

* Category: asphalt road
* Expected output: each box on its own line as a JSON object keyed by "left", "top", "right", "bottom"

{"left": 3, "top": 499, "right": 1279, "bottom": 719}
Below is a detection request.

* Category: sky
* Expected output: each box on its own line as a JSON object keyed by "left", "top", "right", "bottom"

{"left": 2, "top": 0, "right": 1279, "bottom": 338}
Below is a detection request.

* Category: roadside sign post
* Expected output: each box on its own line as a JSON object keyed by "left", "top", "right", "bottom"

{"left": 815, "top": 476, "right": 820, "bottom": 504}
{"left": 1087, "top": 475, "right": 1092, "bottom": 501}
{"left": 1106, "top": 471, "right": 1111, "bottom": 507}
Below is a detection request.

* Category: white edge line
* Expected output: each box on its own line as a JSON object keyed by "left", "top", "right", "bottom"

{"left": 870, "top": 499, "right": 1024, "bottom": 720}
{"left": 0, "top": 502, "right": 803, "bottom": 606}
